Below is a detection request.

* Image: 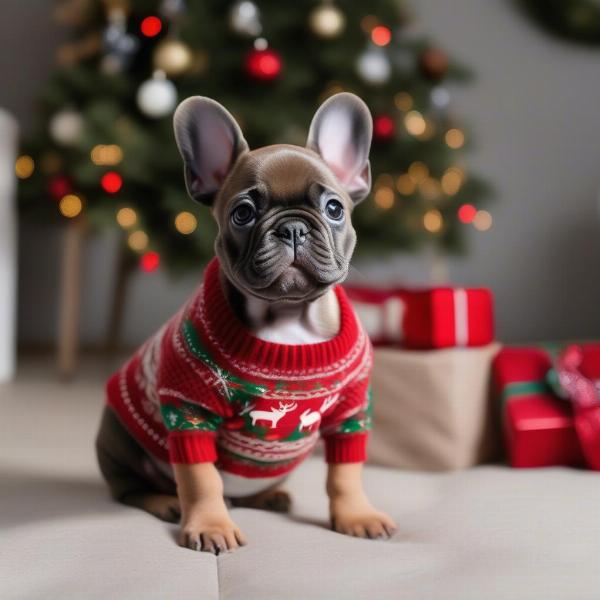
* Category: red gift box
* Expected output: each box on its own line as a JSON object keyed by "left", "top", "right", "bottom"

{"left": 493, "top": 344, "right": 600, "bottom": 469}
{"left": 345, "top": 285, "right": 494, "bottom": 349}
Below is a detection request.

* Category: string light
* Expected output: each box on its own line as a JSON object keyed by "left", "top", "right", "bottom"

{"left": 101, "top": 171, "right": 123, "bottom": 193}
{"left": 445, "top": 128, "right": 465, "bottom": 149}
{"left": 59, "top": 194, "right": 83, "bottom": 218}
{"left": 140, "top": 16, "right": 162, "bottom": 37}
{"left": 473, "top": 210, "right": 492, "bottom": 231}
{"left": 140, "top": 251, "right": 160, "bottom": 272}
{"left": 91, "top": 144, "right": 123, "bottom": 165}
{"left": 15, "top": 155, "right": 35, "bottom": 179}
{"left": 394, "top": 92, "right": 413, "bottom": 112}
{"left": 374, "top": 187, "right": 395, "bottom": 209}
{"left": 419, "top": 177, "right": 441, "bottom": 201}
{"left": 128, "top": 230, "right": 149, "bottom": 251}
{"left": 423, "top": 209, "right": 443, "bottom": 233}
{"left": 371, "top": 26, "right": 391, "bottom": 46}
{"left": 404, "top": 110, "right": 426, "bottom": 136}
{"left": 174, "top": 211, "right": 198, "bottom": 234}
{"left": 116, "top": 207, "right": 137, "bottom": 228}
{"left": 408, "top": 161, "right": 429, "bottom": 183}
{"left": 396, "top": 174, "right": 416, "bottom": 195}
{"left": 458, "top": 203, "right": 477, "bottom": 224}
{"left": 441, "top": 167, "right": 464, "bottom": 196}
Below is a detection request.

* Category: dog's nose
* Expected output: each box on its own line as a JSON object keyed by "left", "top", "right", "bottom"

{"left": 276, "top": 220, "right": 308, "bottom": 247}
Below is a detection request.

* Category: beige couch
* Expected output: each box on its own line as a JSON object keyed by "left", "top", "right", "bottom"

{"left": 2, "top": 359, "right": 599, "bottom": 599}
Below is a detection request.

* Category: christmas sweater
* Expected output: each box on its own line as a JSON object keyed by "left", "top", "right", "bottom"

{"left": 106, "top": 257, "right": 373, "bottom": 479}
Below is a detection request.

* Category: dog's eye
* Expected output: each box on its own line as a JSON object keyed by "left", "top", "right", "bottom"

{"left": 231, "top": 202, "right": 256, "bottom": 227}
{"left": 325, "top": 199, "right": 344, "bottom": 221}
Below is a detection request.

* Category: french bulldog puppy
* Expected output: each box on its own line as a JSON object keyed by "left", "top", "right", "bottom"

{"left": 96, "top": 92, "right": 397, "bottom": 554}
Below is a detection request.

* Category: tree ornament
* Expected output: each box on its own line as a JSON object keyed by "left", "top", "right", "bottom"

{"left": 230, "top": 1, "right": 262, "bottom": 37}
{"left": 245, "top": 48, "right": 282, "bottom": 81}
{"left": 356, "top": 47, "right": 391, "bottom": 85}
{"left": 102, "top": 6, "right": 139, "bottom": 73}
{"left": 136, "top": 71, "right": 178, "bottom": 117}
{"left": 309, "top": 3, "right": 346, "bottom": 39}
{"left": 419, "top": 48, "right": 449, "bottom": 80}
{"left": 153, "top": 39, "right": 193, "bottom": 77}
{"left": 373, "top": 115, "right": 395, "bottom": 142}
{"left": 49, "top": 110, "right": 83, "bottom": 146}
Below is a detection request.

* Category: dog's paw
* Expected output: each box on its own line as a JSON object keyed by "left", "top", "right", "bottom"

{"left": 179, "top": 517, "right": 247, "bottom": 554}
{"left": 330, "top": 498, "right": 397, "bottom": 540}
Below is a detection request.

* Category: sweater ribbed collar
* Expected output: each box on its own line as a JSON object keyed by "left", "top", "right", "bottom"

{"left": 200, "top": 257, "right": 360, "bottom": 374}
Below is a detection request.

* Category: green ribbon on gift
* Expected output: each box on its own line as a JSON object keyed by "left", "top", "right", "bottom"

{"left": 501, "top": 380, "right": 549, "bottom": 403}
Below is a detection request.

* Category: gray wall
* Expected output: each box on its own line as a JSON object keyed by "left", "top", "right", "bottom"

{"left": 5, "top": 0, "right": 600, "bottom": 348}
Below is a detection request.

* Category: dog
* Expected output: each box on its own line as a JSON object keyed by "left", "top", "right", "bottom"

{"left": 96, "top": 92, "right": 397, "bottom": 554}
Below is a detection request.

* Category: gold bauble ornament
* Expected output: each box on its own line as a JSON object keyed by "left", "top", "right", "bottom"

{"left": 309, "top": 3, "right": 345, "bottom": 39}
{"left": 153, "top": 39, "right": 193, "bottom": 77}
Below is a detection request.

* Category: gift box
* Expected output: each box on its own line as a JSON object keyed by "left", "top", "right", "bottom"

{"left": 493, "top": 344, "right": 600, "bottom": 469}
{"left": 346, "top": 285, "right": 494, "bottom": 349}
{"left": 366, "top": 343, "right": 501, "bottom": 471}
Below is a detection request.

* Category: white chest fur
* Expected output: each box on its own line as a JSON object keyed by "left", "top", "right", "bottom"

{"left": 245, "top": 289, "right": 341, "bottom": 344}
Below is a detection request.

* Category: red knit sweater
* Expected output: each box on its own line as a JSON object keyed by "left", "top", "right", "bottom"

{"left": 106, "top": 257, "right": 373, "bottom": 479}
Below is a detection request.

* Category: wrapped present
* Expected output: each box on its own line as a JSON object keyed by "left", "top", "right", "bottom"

{"left": 345, "top": 285, "right": 494, "bottom": 349}
{"left": 366, "top": 343, "right": 501, "bottom": 471}
{"left": 493, "top": 344, "right": 600, "bottom": 469}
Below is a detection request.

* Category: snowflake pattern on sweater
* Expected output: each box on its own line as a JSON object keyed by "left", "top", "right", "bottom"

{"left": 106, "top": 257, "right": 373, "bottom": 480}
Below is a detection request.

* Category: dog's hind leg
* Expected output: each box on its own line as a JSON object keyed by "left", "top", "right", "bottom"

{"left": 95, "top": 405, "right": 180, "bottom": 522}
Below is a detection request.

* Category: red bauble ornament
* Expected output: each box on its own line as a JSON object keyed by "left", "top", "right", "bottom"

{"left": 140, "top": 16, "right": 162, "bottom": 38}
{"left": 419, "top": 48, "right": 449, "bottom": 80}
{"left": 48, "top": 175, "right": 71, "bottom": 200}
{"left": 245, "top": 48, "right": 282, "bottom": 81}
{"left": 101, "top": 171, "right": 123, "bottom": 194}
{"left": 140, "top": 251, "right": 160, "bottom": 272}
{"left": 373, "top": 115, "right": 395, "bottom": 141}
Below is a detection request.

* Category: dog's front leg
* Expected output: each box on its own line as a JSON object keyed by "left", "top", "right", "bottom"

{"left": 326, "top": 462, "right": 398, "bottom": 540}
{"left": 174, "top": 463, "right": 248, "bottom": 554}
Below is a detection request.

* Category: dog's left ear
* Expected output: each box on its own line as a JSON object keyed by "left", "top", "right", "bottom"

{"left": 306, "top": 92, "right": 372, "bottom": 204}
{"left": 173, "top": 96, "right": 249, "bottom": 206}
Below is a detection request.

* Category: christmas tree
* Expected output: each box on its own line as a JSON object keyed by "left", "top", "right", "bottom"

{"left": 16, "top": 0, "right": 492, "bottom": 275}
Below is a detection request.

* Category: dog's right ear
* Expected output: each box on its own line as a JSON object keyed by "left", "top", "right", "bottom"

{"left": 173, "top": 97, "right": 249, "bottom": 206}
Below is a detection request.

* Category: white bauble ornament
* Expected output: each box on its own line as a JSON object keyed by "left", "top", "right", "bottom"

{"left": 230, "top": 1, "right": 262, "bottom": 37}
{"left": 49, "top": 110, "right": 84, "bottom": 146}
{"left": 309, "top": 4, "right": 345, "bottom": 39}
{"left": 136, "top": 73, "right": 177, "bottom": 118}
{"left": 356, "top": 47, "right": 391, "bottom": 85}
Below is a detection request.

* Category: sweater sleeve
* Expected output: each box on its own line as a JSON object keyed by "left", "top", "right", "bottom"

{"left": 319, "top": 378, "right": 373, "bottom": 464}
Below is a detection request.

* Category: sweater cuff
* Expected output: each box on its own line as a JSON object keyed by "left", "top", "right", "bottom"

{"left": 168, "top": 431, "right": 218, "bottom": 464}
{"left": 324, "top": 433, "right": 368, "bottom": 464}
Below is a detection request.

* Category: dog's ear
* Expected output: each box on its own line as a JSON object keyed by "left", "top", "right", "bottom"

{"left": 173, "top": 97, "right": 249, "bottom": 205}
{"left": 306, "top": 92, "right": 372, "bottom": 204}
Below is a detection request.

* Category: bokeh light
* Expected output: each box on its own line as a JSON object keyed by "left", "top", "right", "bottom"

{"left": 15, "top": 155, "right": 35, "bottom": 179}
{"left": 371, "top": 26, "right": 391, "bottom": 46}
{"left": 374, "top": 187, "right": 395, "bottom": 209}
{"left": 408, "top": 161, "right": 429, "bottom": 183}
{"left": 473, "top": 210, "right": 492, "bottom": 231}
{"left": 116, "top": 207, "right": 137, "bottom": 228}
{"left": 174, "top": 211, "right": 198, "bottom": 234}
{"left": 458, "top": 203, "right": 477, "bottom": 224}
{"left": 128, "top": 230, "right": 149, "bottom": 252}
{"left": 445, "top": 128, "right": 465, "bottom": 149}
{"left": 59, "top": 194, "right": 82, "bottom": 218}
{"left": 396, "top": 174, "right": 416, "bottom": 195}
{"left": 423, "top": 209, "right": 443, "bottom": 233}
{"left": 101, "top": 171, "right": 123, "bottom": 194}
{"left": 140, "top": 251, "right": 160, "bottom": 272}
{"left": 404, "top": 111, "right": 427, "bottom": 136}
